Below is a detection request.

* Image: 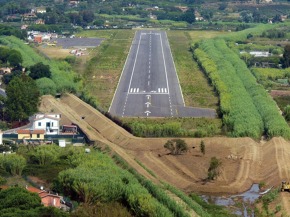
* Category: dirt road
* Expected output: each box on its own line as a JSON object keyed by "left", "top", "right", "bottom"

{"left": 40, "top": 94, "right": 290, "bottom": 213}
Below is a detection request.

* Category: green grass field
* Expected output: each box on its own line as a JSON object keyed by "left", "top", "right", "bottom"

{"left": 77, "top": 30, "right": 134, "bottom": 110}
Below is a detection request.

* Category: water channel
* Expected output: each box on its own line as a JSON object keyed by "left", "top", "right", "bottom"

{"left": 201, "top": 184, "right": 261, "bottom": 216}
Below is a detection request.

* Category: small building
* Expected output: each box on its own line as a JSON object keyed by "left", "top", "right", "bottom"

{"left": 22, "top": 13, "right": 37, "bottom": 21}
{"left": 17, "top": 129, "right": 45, "bottom": 140}
{"left": 0, "top": 67, "right": 11, "bottom": 75}
{"left": 35, "top": 19, "right": 45, "bottom": 25}
{"left": 21, "top": 25, "right": 28, "bottom": 30}
{"left": 249, "top": 51, "right": 271, "bottom": 57}
{"left": 42, "top": 35, "right": 51, "bottom": 42}
{"left": 175, "top": 6, "right": 188, "bottom": 12}
{"left": 34, "top": 35, "right": 42, "bottom": 43}
{"left": 26, "top": 186, "right": 61, "bottom": 208}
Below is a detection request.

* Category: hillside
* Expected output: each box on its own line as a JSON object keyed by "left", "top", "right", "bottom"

{"left": 40, "top": 94, "right": 290, "bottom": 200}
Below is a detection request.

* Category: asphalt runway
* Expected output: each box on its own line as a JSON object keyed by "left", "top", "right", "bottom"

{"left": 109, "top": 30, "right": 216, "bottom": 118}
{"left": 52, "top": 38, "right": 104, "bottom": 49}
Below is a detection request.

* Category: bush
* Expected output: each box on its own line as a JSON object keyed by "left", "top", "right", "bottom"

{"left": 0, "top": 154, "right": 26, "bottom": 176}
{"left": 164, "top": 139, "right": 188, "bottom": 155}
{"left": 207, "top": 157, "right": 222, "bottom": 181}
{"left": 36, "top": 78, "right": 57, "bottom": 95}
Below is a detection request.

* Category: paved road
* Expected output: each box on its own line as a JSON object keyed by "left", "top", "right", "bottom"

{"left": 109, "top": 30, "right": 215, "bottom": 118}
{"left": 52, "top": 38, "right": 104, "bottom": 49}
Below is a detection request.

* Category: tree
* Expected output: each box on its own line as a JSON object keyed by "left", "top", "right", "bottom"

{"left": 0, "top": 187, "right": 41, "bottom": 210}
{"left": 36, "top": 78, "right": 57, "bottom": 95}
{"left": 164, "top": 139, "right": 188, "bottom": 155}
{"left": 282, "top": 44, "right": 290, "bottom": 68}
{"left": 6, "top": 75, "right": 40, "bottom": 122}
{"left": 180, "top": 8, "right": 195, "bottom": 24}
{"left": 207, "top": 157, "right": 222, "bottom": 181}
{"left": 7, "top": 50, "right": 22, "bottom": 68}
{"left": 29, "top": 62, "right": 51, "bottom": 80}
{"left": 30, "top": 145, "right": 60, "bottom": 165}
{"left": 0, "top": 154, "right": 26, "bottom": 176}
{"left": 200, "top": 140, "right": 205, "bottom": 156}
{"left": 80, "top": 10, "right": 95, "bottom": 23}
{"left": 0, "top": 47, "right": 10, "bottom": 64}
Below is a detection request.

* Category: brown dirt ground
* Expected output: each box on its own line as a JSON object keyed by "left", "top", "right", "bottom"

{"left": 39, "top": 94, "right": 290, "bottom": 214}
{"left": 270, "top": 90, "right": 290, "bottom": 97}
{"left": 37, "top": 46, "right": 72, "bottom": 59}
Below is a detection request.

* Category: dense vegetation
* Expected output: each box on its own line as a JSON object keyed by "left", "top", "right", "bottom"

{"left": 57, "top": 149, "right": 185, "bottom": 217}
{"left": 193, "top": 28, "right": 290, "bottom": 138}
{"left": 0, "top": 0, "right": 289, "bottom": 31}
{"left": 14, "top": 144, "right": 213, "bottom": 217}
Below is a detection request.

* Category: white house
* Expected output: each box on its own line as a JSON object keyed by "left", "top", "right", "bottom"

{"left": 32, "top": 114, "right": 61, "bottom": 135}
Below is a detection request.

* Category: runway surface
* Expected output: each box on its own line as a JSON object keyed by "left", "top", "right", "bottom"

{"left": 109, "top": 30, "right": 216, "bottom": 118}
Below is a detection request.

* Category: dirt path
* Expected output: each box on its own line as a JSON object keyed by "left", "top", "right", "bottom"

{"left": 40, "top": 94, "right": 290, "bottom": 214}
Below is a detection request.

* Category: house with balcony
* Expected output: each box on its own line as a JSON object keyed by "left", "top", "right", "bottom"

{"left": 32, "top": 114, "right": 61, "bottom": 135}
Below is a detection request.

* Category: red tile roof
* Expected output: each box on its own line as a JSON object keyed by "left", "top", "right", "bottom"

{"left": 17, "top": 129, "right": 45, "bottom": 134}
{"left": 0, "top": 185, "right": 9, "bottom": 190}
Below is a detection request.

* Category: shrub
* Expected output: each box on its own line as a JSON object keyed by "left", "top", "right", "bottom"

{"left": 164, "top": 139, "right": 188, "bottom": 155}
{"left": 207, "top": 157, "right": 222, "bottom": 181}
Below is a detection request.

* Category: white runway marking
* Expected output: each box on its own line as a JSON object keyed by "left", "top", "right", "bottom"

{"left": 122, "top": 31, "right": 143, "bottom": 116}
{"left": 145, "top": 110, "right": 151, "bottom": 117}
{"left": 145, "top": 102, "right": 151, "bottom": 108}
